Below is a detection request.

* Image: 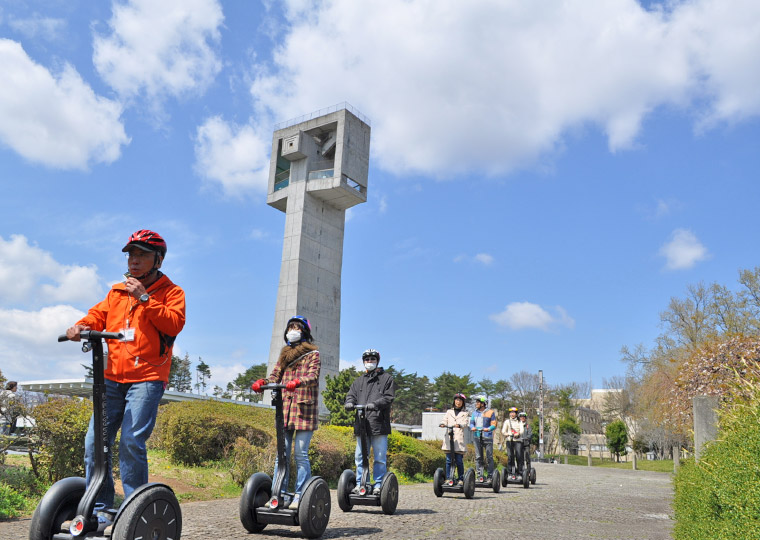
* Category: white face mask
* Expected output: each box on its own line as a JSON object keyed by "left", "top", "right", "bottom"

{"left": 364, "top": 361, "right": 378, "bottom": 371}
{"left": 286, "top": 330, "right": 301, "bottom": 343}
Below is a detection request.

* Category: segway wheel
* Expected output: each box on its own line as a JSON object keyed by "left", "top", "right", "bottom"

{"left": 28, "top": 477, "right": 86, "bottom": 540}
{"left": 111, "top": 485, "right": 181, "bottom": 540}
{"left": 463, "top": 469, "right": 476, "bottom": 499}
{"left": 239, "top": 472, "right": 271, "bottom": 533}
{"left": 298, "top": 477, "right": 331, "bottom": 539}
{"left": 492, "top": 470, "right": 501, "bottom": 493}
{"left": 433, "top": 468, "right": 444, "bottom": 497}
{"left": 522, "top": 468, "right": 530, "bottom": 489}
{"left": 380, "top": 472, "right": 399, "bottom": 515}
{"left": 501, "top": 467, "right": 508, "bottom": 488}
{"left": 530, "top": 467, "right": 537, "bottom": 484}
{"left": 337, "top": 469, "right": 355, "bottom": 512}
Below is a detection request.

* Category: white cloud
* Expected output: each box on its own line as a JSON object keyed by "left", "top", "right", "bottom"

{"left": 660, "top": 228, "right": 709, "bottom": 270}
{"left": 474, "top": 253, "right": 494, "bottom": 265}
{"left": 194, "top": 116, "right": 271, "bottom": 196}
{"left": 454, "top": 253, "right": 494, "bottom": 265}
{"left": 0, "top": 39, "right": 129, "bottom": 169}
{"left": 8, "top": 15, "right": 66, "bottom": 40}
{"left": 490, "top": 301, "right": 575, "bottom": 331}
{"left": 250, "top": 229, "right": 269, "bottom": 240}
{"left": 93, "top": 0, "right": 223, "bottom": 107}
{"left": 0, "top": 304, "right": 88, "bottom": 381}
{"left": 0, "top": 235, "right": 104, "bottom": 308}
{"left": 243, "top": 0, "right": 760, "bottom": 178}
{"left": 339, "top": 357, "right": 363, "bottom": 372}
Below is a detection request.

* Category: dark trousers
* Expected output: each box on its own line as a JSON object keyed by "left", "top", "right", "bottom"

{"left": 507, "top": 440, "right": 524, "bottom": 473}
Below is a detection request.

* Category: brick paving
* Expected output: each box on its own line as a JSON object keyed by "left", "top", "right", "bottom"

{"left": 1, "top": 463, "right": 673, "bottom": 539}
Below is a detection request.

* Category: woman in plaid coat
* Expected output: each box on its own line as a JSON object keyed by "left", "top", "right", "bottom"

{"left": 252, "top": 315, "right": 320, "bottom": 509}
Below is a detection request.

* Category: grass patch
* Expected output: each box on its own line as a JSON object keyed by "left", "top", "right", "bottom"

{"left": 548, "top": 454, "right": 674, "bottom": 472}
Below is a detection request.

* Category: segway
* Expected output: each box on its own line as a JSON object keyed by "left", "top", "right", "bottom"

{"left": 501, "top": 439, "right": 530, "bottom": 489}
{"left": 524, "top": 444, "right": 537, "bottom": 485}
{"left": 239, "top": 383, "right": 330, "bottom": 538}
{"left": 337, "top": 404, "right": 398, "bottom": 514}
{"left": 29, "top": 331, "right": 182, "bottom": 540}
{"left": 472, "top": 428, "right": 500, "bottom": 493}
{"left": 432, "top": 425, "right": 475, "bottom": 499}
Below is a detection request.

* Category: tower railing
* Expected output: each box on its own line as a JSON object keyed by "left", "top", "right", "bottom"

{"left": 274, "top": 102, "right": 371, "bottom": 131}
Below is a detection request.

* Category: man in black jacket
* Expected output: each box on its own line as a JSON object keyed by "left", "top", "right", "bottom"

{"left": 344, "top": 349, "right": 395, "bottom": 493}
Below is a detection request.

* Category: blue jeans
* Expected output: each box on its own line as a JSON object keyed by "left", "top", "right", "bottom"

{"left": 355, "top": 434, "right": 388, "bottom": 489}
{"left": 445, "top": 453, "right": 464, "bottom": 480}
{"left": 84, "top": 379, "right": 164, "bottom": 507}
{"left": 273, "top": 429, "right": 313, "bottom": 498}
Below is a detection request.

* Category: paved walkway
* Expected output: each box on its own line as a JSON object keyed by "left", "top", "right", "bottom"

{"left": 1, "top": 463, "right": 673, "bottom": 539}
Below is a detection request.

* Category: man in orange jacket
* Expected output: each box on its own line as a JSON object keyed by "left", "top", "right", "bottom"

{"left": 66, "top": 230, "right": 186, "bottom": 507}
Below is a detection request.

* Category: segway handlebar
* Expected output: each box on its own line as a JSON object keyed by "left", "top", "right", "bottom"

{"left": 257, "top": 383, "right": 295, "bottom": 391}
{"left": 58, "top": 331, "right": 125, "bottom": 342}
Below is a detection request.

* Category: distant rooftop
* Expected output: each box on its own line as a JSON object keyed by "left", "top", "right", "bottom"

{"left": 274, "top": 102, "right": 371, "bottom": 131}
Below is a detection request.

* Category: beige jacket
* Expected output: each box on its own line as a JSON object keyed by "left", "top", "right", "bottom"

{"left": 440, "top": 409, "right": 469, "bottom": 454}
{"left": 502, "top": 416, "right": 525, "bottom": 441}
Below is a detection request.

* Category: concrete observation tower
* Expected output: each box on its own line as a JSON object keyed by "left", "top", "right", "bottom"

{"left": 265, "top": 103, "right": 371, "bottom": 414}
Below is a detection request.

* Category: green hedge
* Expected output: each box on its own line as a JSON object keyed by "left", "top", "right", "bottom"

{"left": 388, "top": 432, "right": 445, "bottom": 476}
{"left": 151, "top": 401, "right": 270, "bottom": 465}
{"left": 673, "top": 393, "right": 760, "bottom": 540}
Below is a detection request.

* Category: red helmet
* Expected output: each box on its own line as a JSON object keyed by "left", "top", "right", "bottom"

{"left": 122, "top": 230, "right": 167, "bottom": 256}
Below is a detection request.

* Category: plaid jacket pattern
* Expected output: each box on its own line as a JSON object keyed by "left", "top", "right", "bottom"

{"left": 269, "top": 349, "right": 321, "bottom": 431}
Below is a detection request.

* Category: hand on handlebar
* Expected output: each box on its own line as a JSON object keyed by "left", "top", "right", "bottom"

{"left": 66, "top": 325, "right": 90, "bottom": 342}
{"left": 251, "top": 379, "right": 266, "bottom": 393}
{"left": 345, "top": 402, "right": 356, "bottom": 411}
{"left": 365, "top": 402, "right": 376, "bottom": 411}
{"left": 285, "top": 378, "right": 301, "bottom": 391}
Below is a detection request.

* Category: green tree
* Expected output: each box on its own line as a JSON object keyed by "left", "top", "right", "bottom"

{"left": 558, "top": 417, "right": 581, "bottom": 455}
{"left": 230, "top": 363, "right": 268, "bottom": 403}
{"left": 81, "top": 363, "right": 94, "bottom": 379}
{"left": 195, "top": 357, "right": 211, "bottom": 395}
{"left": 605, "top": 419, "right": 628, "bottom": 462}
{"left": 384, "top": 366, "right": 432, "bottom": 425}
{"left": 169, "top": 353, "right": 192, "bottom": 392}
{"left": 323, "top": 367, "right": 359, "bottom": 426}
{"left": 432, "top": 371, "right": 477, "bottom": 411}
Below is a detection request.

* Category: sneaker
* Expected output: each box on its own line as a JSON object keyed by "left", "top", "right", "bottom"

{"left": 289, "top": 495, "right": 300, "bottom": 510}
{"left": 351, "top": 486, "right": 360, "bottom": 494}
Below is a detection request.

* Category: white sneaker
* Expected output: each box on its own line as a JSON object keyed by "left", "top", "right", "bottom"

{"left": 289, "top": 495, "right": 300, "bottom": 510}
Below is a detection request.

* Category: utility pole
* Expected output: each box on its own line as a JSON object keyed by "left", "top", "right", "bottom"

{"left": 539, "top": 369, "right": 545, "bottom": 460}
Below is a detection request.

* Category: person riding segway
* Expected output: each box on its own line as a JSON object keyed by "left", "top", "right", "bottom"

{"left": 470, "top": 396, "right": 500, "bottom": 492}
{"left": 501, "top": 407, "right": 530, "bottom": 489}
{"left": 241, "top": 316, "right": 330, "bottom": 538}
{"left": 519, "top": 411, "right": 537, "bottom": 485}
{"left": 29, "top": 331, "right": 182, "bottom": 540}
{"left": 432, "top": 394, "right": 475, "bottom": 499}
{"left": 338, "top": 349, "right": 399, "bottom": 514}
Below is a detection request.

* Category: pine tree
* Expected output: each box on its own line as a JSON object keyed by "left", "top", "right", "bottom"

{"left": 323, "top": 367, "right": 359, "bottom": 426}
{"left": 168, "top": 353, "right": 193, "bottom": 392}
{"left": 195, "top": 358, "right": 211, "bottom": 395}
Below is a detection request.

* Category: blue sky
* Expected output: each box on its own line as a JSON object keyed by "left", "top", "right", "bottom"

{"left": 1, "top": 0, "right": 759, "bottom": 394}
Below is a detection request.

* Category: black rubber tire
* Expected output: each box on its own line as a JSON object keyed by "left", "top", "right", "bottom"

{"left": 530, "top": 467, "right": 537, "bottom": 484}
{"left": 492, "top": 470, "right": 501, "bottom": 493}
{"left": 522, "top": 468, "right": 530, "bottom": 489}
{"left": 380, "top": 473, "right": 399, "bottom": 515}
{"left": 433, "top": 468, "right": 444, "bottom": 498}
{"left": 112, "top": 485, "right": 181, "bottom": 540}
{"left": 501, "top": 466, "right": 508, "bottom": 487}
{"left": 298, "top": 477, "right": 331, "bottom": 539}
{"left": 28, "top": 477, "right": 86, "bottom": 540}
{"left": 239, "top": 472, "right": 271, "bottom": 533}
{"left": 463, "top": 469, "right": 476, "bottom": 499}
{"left": 337, "top": 469, "right": 355, "bottom": 512}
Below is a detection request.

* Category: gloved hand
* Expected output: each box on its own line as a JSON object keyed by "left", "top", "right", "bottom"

{"left": 489, "top": 425, "right": 496, "bottom": 431}
{"left": 251, "top": 379, "right": 266, "bottom": 392}
{"left": 366, "top": 402, "right": 376, "bottom": 411}
{"left": 285, "top": 378, "right": 301, "bottom": 391}
{"left": 345, "top": 402, "right": 356, "bottom": 410}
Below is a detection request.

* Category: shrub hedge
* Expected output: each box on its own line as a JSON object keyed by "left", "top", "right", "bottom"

{"left": 151, "top": 401, "right": 270, "bottom": 465}
{"left": 673, "top": 383, "right": 760, "bottom": 540}
{"left": 389, "top": 452, "right": 422, "bottom": 477}
{"left": 30, "top": 398, "right": 93, "bottom": 482}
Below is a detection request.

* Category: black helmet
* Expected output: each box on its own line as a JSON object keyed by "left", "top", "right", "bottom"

{"left": 362, "top": 349, "right": 380, "bottom": 362}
